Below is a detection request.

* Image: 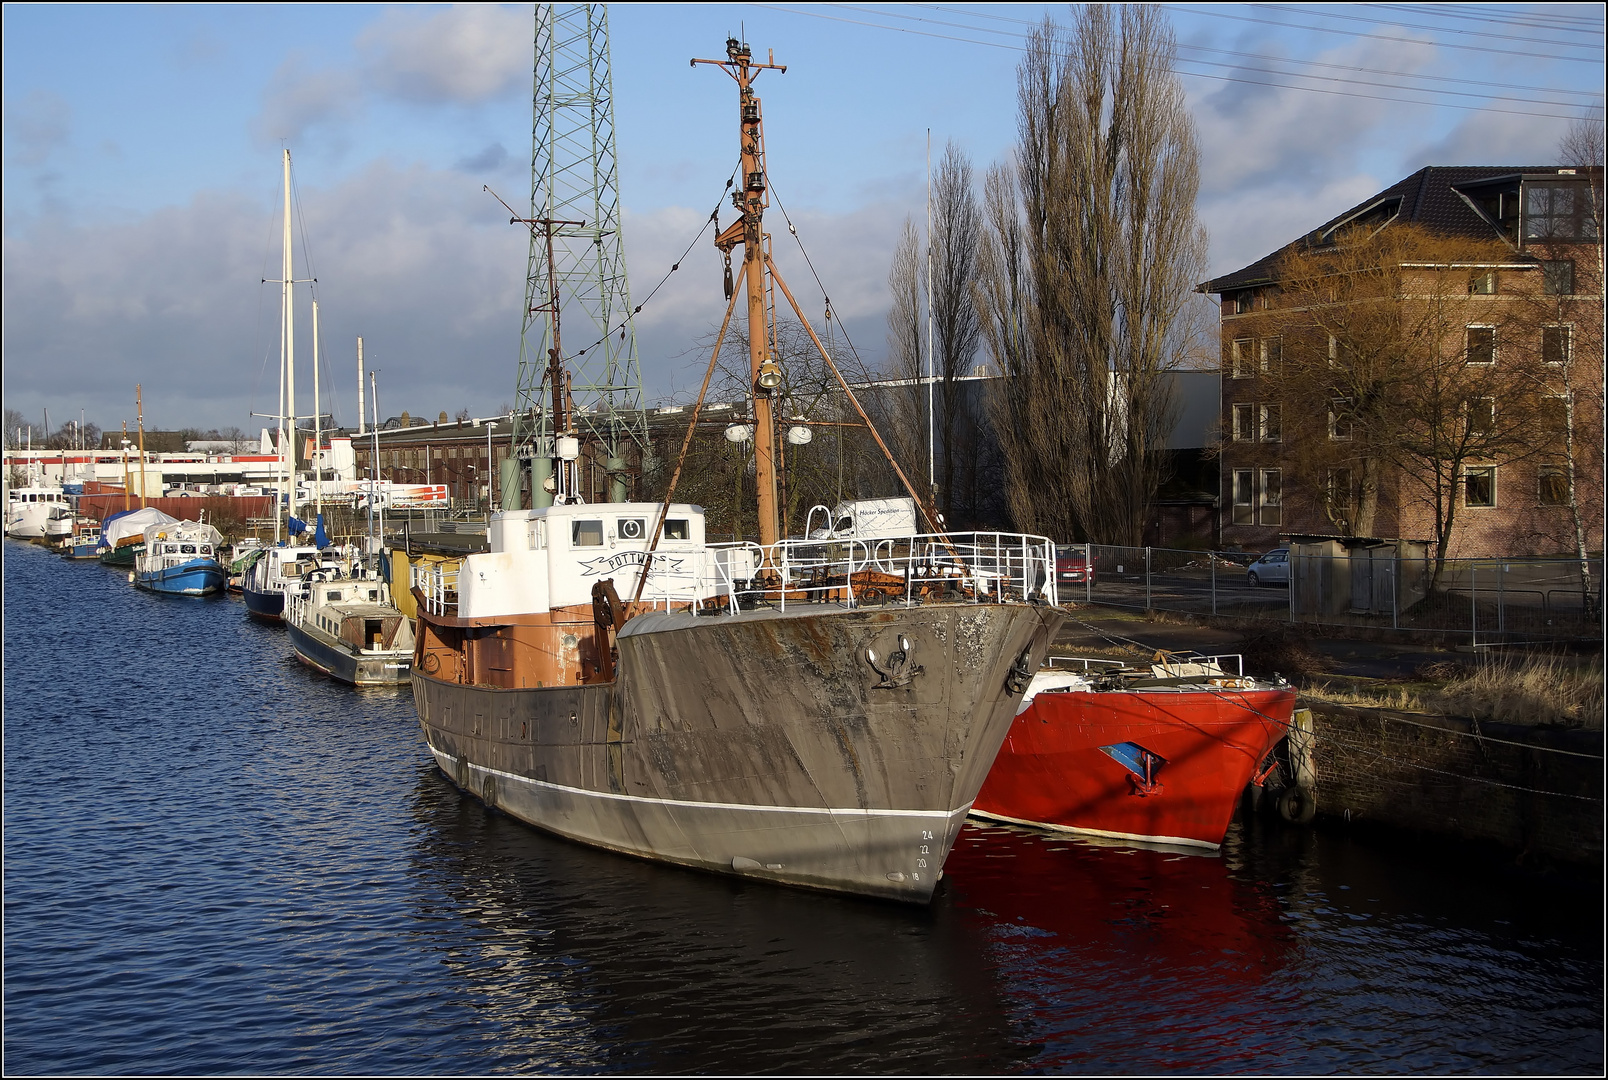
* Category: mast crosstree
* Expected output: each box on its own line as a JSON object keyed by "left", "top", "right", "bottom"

{"left": 511, "top": 3, "right": 646, "bottom": 508}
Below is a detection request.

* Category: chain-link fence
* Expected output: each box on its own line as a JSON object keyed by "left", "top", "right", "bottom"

{"left": 1058, "top": 544, "right": 1602, "bottom": 644}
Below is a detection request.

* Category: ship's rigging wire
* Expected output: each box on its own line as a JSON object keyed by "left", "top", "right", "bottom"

{"left": 764, "top": 181, "right": 875, "bottom": 387}
{"left": 554, "top": 164, "right": 741, "bottom": 370}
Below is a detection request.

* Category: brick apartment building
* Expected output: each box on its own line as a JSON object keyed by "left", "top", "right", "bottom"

{"left": 1199, "top": 165, "right": 1603, "bottom": 558}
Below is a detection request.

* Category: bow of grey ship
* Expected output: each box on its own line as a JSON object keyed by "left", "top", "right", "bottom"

{"left": 412, "top": 513, "right": 1061, "bottom": 902}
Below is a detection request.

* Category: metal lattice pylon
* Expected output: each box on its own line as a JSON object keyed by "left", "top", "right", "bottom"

{"left": 513, "top": 3, "right": 645, "bottom": 504}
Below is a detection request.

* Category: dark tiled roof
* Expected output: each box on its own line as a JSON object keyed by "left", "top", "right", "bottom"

{"left": 1197, "top": 165, "right": 1582, "bottom": 295}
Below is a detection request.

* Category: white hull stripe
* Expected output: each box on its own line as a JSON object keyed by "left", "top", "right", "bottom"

{"left": 967, "top": 807, "right": 1221, "bottom": 850}
{"left": 432, "top": 749, "right": 972, "bottom": 820}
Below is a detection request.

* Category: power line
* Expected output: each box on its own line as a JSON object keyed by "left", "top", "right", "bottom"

{"left": 1361, "top": 3, "right": 1606, "bottom": 34}
{"left": 924, "top": 4, "right": 1600, "bottom": 99}
{"left": 1167, "top": 4, "right": 1604, "bottom": 63}
{"left": 756, "top": 4, "right": 1596, "bottom": 120}
{"left": 1283, "top": 3, "right": 1602, "bottom": 47}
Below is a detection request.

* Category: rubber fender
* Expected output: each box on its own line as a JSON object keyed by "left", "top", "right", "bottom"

{"left": 1278, "top": 785, "right": 1317, "bottom": 825}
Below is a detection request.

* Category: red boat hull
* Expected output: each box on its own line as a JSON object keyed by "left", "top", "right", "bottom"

{"left": 973, "top": 686, "right": 1297, "bottom": 848}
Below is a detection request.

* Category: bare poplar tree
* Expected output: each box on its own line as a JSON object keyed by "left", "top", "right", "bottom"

{"left": 930, "top": 142, "right": 984, "bottom": 525}
{"left": 978, "top": 5, "right": 1205, "bottom": 544}
{"left": 884, "top": 217, "right": 928, "bottom": 489}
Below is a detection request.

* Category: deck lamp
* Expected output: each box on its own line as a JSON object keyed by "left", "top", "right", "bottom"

{"left": 755, "top": 361, "right": 783, "bottom": 392}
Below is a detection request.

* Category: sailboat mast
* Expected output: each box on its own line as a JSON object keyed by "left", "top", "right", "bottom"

{"left": 695, "top": 38, "right": 787, "bottom": 547}
{"left": 283, "top": 149, "right": 298, "bottom": 527}
{"left": 135, "top": 384, "right": 147, "bottom": 509}
{"left": 312, "top": 298, "right": 323, "bottom": 517}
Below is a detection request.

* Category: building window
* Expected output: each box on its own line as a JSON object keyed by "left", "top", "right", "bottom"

{"left": 1259, "top": 469, "right": 1282, "bottom": 526}
{"left": 1539, "top": 464, "right": 1569, "bottom": 506}
{"left": 1329, "top": 399, "right": 1353, "bottom": 441}
{"left": 1235, "top": 291, "right": 1255, "bottom": 315}
{"left": 1327, "top": 333, "right": 1343, "bottom": 369}
{"left": 1326, "top": 468, "right": 1354, "bottom": 511}
{"left": 1260, "top": 337, "right": 1282, "bottom": 374}
{"left": 1464, "top": 466, "right": 1496, "bottom": 508}
{"left": 1260, "top": 404, "right": 1282, "bottom": 443}
{"left": 1231, "top": 339, "right": 1253, "bottom": 378}
{"left": 1524, "top": 182, "right": 1597, "bottom": 243}
{"left": 1231, "top": 403, "right": 1255, "bottom": 442}
{"left": 1468, "top": 270, "right": 1497, "bottom": 295}
{"left": 1542, "top": 260, "right": 1575, "bottom": 296}
{"left": 1467, "top": 396, "right": 1495, "bottom": 436}
{"left": 1466, "top": 326, "right": 1495, "bottom": 365}
{"left": 1542, "top": 325, "right": 1571, "bottom": 364}
{"left": 1232, "top": 469, "right": 1254, "bottom": 526}
{"left": 1540, "top": 395, "right": 1569, "bottom": 435}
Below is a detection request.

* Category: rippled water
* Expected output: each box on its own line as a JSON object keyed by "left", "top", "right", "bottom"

{"left": 4, "top": 539, "right": 1602, "bottom": 1073}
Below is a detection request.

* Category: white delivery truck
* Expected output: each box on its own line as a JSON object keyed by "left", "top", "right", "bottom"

{"left": 805, "top": 496, "right": 920, "bottom": 541}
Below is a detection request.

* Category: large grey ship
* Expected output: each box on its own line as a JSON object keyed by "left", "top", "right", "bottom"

{"left": 409, "top": 36, "right": 1064, "bottom": 903}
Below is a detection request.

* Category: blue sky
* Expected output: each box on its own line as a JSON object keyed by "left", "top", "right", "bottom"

{"left": 4, "top": 3, "right": 1602, "bottom": 435}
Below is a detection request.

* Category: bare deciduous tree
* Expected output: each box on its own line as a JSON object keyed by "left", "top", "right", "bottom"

{"left": 978, "top": 5, "right": 1205, "bottom": 544}
{"left": 1249, "top": 223, "right": 1563, "bottom": 587}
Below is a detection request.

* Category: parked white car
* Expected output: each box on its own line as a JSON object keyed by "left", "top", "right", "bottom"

{"left": 1247, "top": 547, "right": 1290, "bottom": 587}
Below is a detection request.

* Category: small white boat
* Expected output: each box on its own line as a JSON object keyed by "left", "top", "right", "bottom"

{"left": 5, "top": 485, "right": 69, "bottom": 539}
{"left": 284, "top": 577, "right": 414, "bottom": 685}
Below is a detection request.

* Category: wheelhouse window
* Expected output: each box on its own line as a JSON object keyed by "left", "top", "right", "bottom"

{"left": 1542, "top": 325, "right": 1570, "bottom": 364}
{"left": 1231, "top": 470, "right": 1254, "bottom": 526}
{"left": 663, "top": 518, "right": 690, "bottom": 541}
{"left": 572, "top": 520, "right": 604, "bottom": 547}
{"left": 1464, "top": 467, "right": 1496, "bottom": 508}
{"left": 1466, "top": 326, "right": 1495, "bottom": 365}
{"left": 616, "top": 517, "right": 647, "bottom": 541}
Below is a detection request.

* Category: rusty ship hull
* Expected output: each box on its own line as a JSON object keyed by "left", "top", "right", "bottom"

{"left": 414, "top": 601, "right": 1061, "bottom": 903}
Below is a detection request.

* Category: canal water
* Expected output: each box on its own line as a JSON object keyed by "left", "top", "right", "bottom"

{"left": 4, "top": 539, "right": 1601, "bottom": 1074}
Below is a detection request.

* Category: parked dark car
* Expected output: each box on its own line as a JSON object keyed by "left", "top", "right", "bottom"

{"left": 1055, "top": 545, "right": 1096, "bottom": 588}
{"left": 1246, "top": 547, "right": 1290, "bottom": 587}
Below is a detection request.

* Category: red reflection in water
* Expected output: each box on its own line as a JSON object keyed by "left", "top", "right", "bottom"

{"left": 942, "top": 822, "right": 1296, "bottom": 1070}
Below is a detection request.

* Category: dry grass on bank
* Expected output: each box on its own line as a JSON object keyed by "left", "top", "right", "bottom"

{"left": 1304, "top": 653, "right": 1604, "bottom": 729}
{"left": 1434, "top": 653, "right": 1603, "bottom": 729}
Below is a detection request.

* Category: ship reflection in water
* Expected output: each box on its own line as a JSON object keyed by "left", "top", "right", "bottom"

{"left": 3, "top": 542, "right": 1601, "bottom": 1075}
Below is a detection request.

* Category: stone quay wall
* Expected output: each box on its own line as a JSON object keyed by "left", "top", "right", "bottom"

{"left": 1305, "top": 704, "right": 1603, "bottom": 867}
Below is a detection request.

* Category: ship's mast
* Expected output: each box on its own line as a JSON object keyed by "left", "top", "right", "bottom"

{"left": 696, "top": 38, "right": 787, "bottom": 547}
{"left": 278, "top": 149, "right": 293, "bottom": 543}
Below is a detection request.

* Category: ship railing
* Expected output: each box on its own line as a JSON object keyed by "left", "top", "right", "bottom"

{"left": 707, "top": 532, "right": 1058, "bottom": 611}
{"left": 1046, "top": 652, "right": 1245, "bottom": 677}
{"left": 412, "top": 561, "right": 460, "bottom": 617}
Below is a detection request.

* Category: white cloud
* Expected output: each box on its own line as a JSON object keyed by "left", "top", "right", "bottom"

{"left": 1192, "top": 35, "right": 1438, "bottom": 198}
{"left": 359, "top": 4, "right": 529, "bottom": 105}
{"left": 2, "top": 163, "right": 529, "bottom": 432}
{"left": 3, "top": 89, "right": 71, "bottom": 167}
{"left": 251, "top": 54, "right": 360, "bottom": 146}
{"left": 1410, "top": 110, "right": 1572, "bottom": 171}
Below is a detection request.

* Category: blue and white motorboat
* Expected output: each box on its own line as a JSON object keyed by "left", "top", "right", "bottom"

{"left": 241, "top": 541, "right": 351, "bottom": 621}
{"left": 132, "top": 520, "right": 227, "bottom": 596}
